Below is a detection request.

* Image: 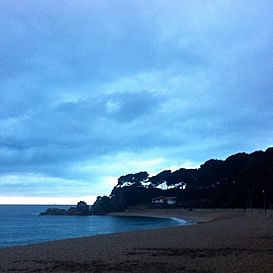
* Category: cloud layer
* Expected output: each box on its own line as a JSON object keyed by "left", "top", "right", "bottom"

{"left": 1, "top": 0, "right": 273, "bottom": 202}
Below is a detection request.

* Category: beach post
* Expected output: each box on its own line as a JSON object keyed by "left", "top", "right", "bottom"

{"left": 262, "top": 189, "right": 266, "bottom": 215}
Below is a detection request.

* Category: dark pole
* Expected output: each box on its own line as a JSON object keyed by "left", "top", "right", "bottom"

{"left": 246, "top": 189, "right": 250, "bottom": 216}
{"left": 262, "top": 189, "right": 266, "bottom": 214}
{"left": 247, "top": 189, "right": 250, "bottom": 208}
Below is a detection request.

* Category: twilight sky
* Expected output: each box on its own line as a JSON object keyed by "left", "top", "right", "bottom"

{"left": 1, "top": 1, "right": 273, "bottom": 204}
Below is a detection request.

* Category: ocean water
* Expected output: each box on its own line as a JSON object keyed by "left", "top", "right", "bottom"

{"left": 0, "top": 205, "right": 185, "bottom": 248}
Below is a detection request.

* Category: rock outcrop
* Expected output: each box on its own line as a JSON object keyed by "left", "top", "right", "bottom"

{"left": 90, "top": 195, "right": 124, "bottom": 215}
{"left": 40, "top": 201, "right": 91, "bottom": 216}
{"left": 40, "top": 208, "right": 68, "bottom": 216}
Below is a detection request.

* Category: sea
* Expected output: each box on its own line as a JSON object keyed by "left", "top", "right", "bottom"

{"left": 0, "top": 205, "right": 186, "bottom": 248}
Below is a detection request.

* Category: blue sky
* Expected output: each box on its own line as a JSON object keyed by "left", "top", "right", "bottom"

{"left": 0, "top": 1, "right": 273, "bottom": 204}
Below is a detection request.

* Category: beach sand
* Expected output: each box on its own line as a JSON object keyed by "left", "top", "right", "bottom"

{"left": 0, "top": 208, "right": 273, "bottom": 273}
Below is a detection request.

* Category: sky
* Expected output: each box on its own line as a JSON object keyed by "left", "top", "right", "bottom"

{"left": 0, "top": 0, "right": 273, "bottom": 204}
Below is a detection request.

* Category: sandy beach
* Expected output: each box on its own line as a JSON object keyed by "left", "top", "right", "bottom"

{"left": 0, "top": 208, "right": 273, "bottom": 273}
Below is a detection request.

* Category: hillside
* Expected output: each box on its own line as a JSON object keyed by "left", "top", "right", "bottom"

{"left": 91, "top": 147, "right": 273, "bottom": 214}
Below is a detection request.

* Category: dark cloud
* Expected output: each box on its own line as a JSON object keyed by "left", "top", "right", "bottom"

{"left": 104, "top": 91, "right": 163, "bottom": 122}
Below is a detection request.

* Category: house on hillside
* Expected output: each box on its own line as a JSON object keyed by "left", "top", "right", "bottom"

{"left": 151, "top": 196, "right": 177, "bottom": 208}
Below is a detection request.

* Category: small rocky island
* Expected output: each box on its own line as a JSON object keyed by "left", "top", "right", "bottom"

{"left": 40, "top": 201, "right": 91, "bottom": 216}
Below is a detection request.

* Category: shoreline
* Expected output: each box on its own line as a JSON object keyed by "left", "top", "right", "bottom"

{"left": 0, "top": 208, "right": 273, "bottom": 272}
{"left": 109, "top": 207, "right": 246, "bottom": 223}
{"left": 0, "top": 209, "right": 196, "bottom": 250}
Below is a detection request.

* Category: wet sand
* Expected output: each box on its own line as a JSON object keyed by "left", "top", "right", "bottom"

{"left": 0, "top": 208, "right": 273, "bottom": 273}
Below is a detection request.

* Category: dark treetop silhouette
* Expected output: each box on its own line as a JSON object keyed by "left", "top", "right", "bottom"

{"left": 91, "top": 147, "right": 273, "bottom": 214}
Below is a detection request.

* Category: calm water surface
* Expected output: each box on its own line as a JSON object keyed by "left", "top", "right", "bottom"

{"left": 0, "top": 205, "right": 185, "bottom": 248}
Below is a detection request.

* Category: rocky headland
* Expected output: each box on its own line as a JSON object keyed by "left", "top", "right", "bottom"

{"left": 40, "top": 201, "right": 91, "bottom": 216}
{"left": 91, "top": 147, "right": 273, "bottom": 214}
